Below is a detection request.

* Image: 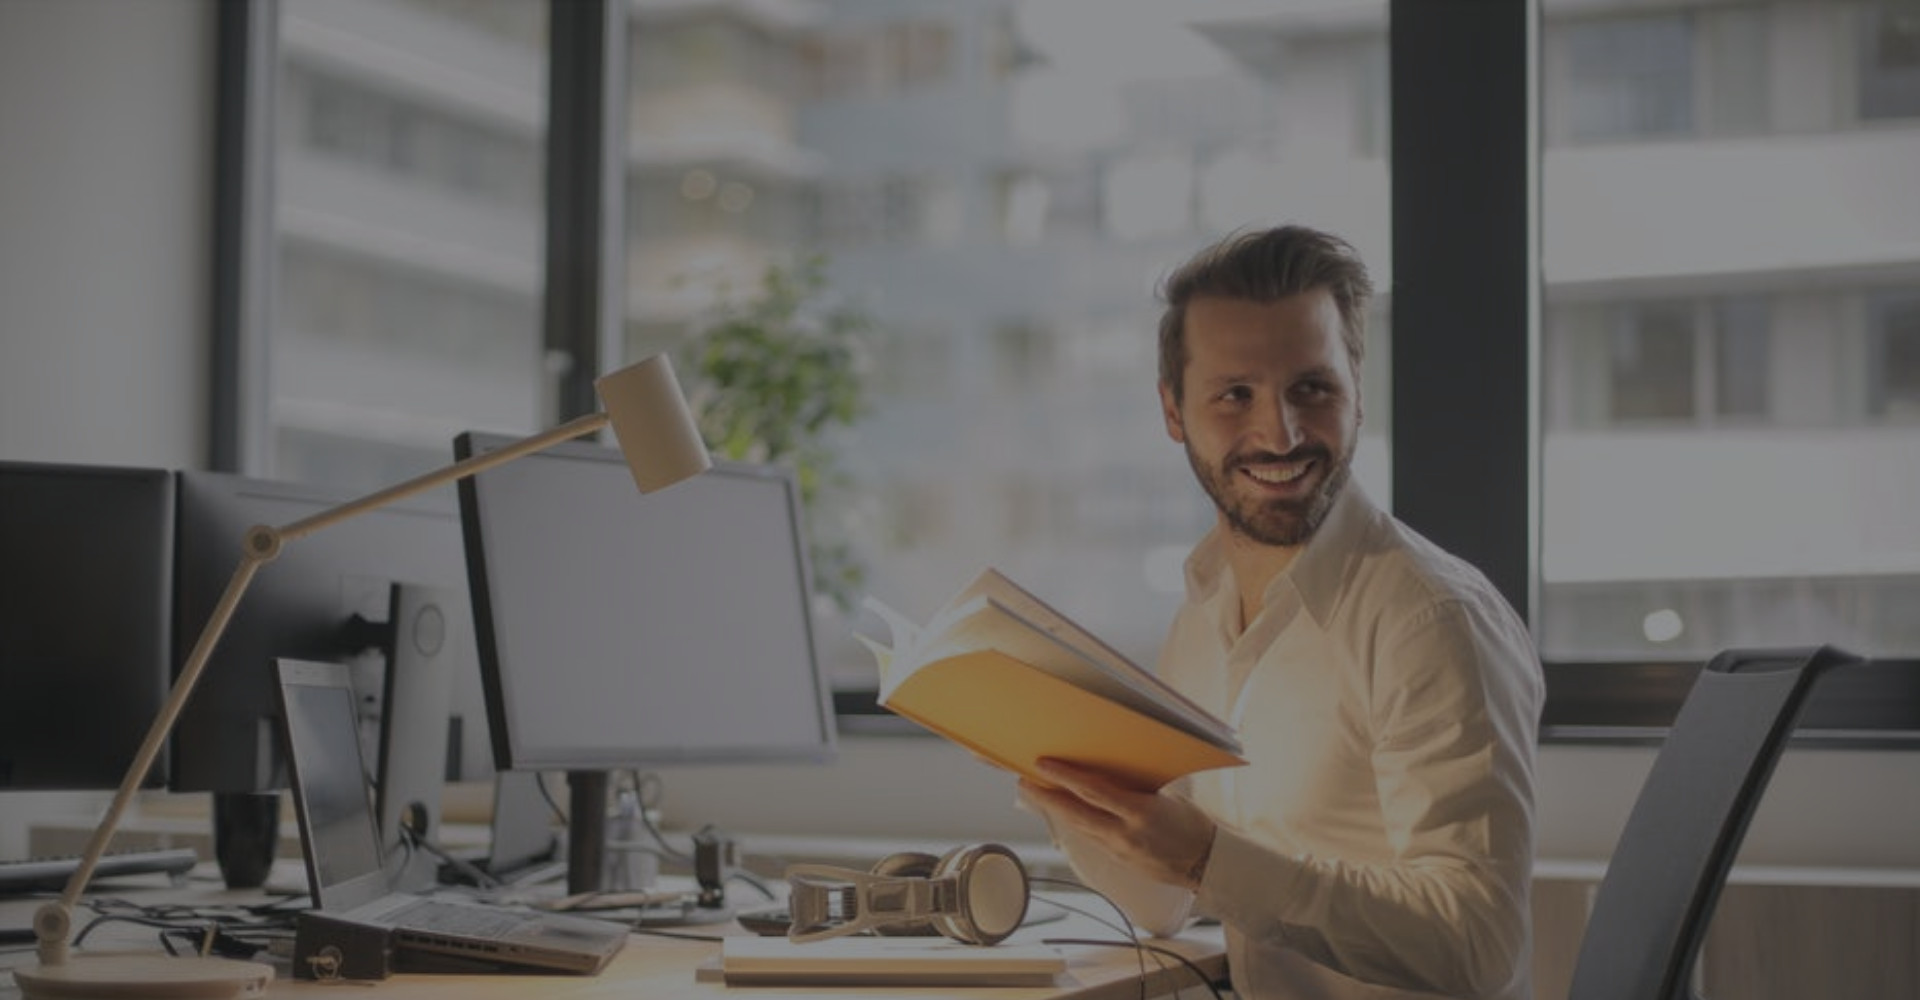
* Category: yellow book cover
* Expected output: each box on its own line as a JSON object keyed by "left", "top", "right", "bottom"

{"left": 859, "top": 569, "right": 1245, "bottom": 791}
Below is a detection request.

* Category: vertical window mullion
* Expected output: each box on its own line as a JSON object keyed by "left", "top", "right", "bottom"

{"left": 544, "top": 0, "right": 628, "bottom": 423}
{"left": 210, "top": 0, "right": 281, "bottom": 474}
{"left": 1389, "top": 0, "right": 1539, "bottom": 623}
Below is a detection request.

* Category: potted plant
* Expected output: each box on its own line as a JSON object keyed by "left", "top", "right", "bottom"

{"left": 674, "top": 253, "right": 875, "bottom": 614}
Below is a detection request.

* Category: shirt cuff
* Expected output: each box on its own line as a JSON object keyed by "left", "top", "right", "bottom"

{"left": 1195, "top": 823, "right": 1314, "bottom": 935}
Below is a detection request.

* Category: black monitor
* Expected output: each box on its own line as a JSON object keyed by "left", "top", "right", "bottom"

{"left": 0, "top": 460, "right": 175, "bottom": 792}
{"left": 454, "top": 431, "right": 836, "bottom": 894}
{"left": 170, "top": 469, "right": 484, "bottom": 885}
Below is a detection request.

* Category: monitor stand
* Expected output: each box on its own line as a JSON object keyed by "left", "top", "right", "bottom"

{"left": 564, "top": 771, "right": 735, "bottom": 927}
{"left": 375, "top": 582, "right": 464, "bottom": 893}
{"left": 565, "top": 771, "right": 609, "bottom": 895}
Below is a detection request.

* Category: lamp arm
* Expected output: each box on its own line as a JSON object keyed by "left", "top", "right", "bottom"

{"left": 278, "top": 412, "right": 609, "bottom": 542}
{"left": 33, "top": 411, "right": 611, "bottom": 967}
{"left": 34, "top": 531, "right": 277, "bottom": 965}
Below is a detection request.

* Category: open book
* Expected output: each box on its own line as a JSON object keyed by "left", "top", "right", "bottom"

{"left": 858, "top": 568, "right": 1245, "bottom": 791}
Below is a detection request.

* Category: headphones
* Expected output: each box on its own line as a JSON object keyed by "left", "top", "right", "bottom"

{"left": 785, "top": 842, "right": 1030, "bottom": 945}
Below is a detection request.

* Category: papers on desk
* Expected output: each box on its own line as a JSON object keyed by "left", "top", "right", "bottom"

{"left": 707, "top": 936, "right": 1068, "bottom": 986}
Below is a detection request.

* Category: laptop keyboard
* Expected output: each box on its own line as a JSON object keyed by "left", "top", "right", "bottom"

{"left": 387, "top": 899, "right": 529, "bottom": 939}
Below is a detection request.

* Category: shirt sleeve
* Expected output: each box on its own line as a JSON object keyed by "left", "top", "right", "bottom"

{"left": 1196, "top": 597, "right": 1542, "bottom": 998}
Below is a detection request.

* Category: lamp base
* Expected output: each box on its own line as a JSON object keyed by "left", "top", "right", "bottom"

{"left": 12, "top": 954, "right": 274, "bottom": 999}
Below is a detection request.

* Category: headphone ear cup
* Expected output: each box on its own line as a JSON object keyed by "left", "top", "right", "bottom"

{"left": 929, "top": 843, "right": 1029, "bottom": 946}
{"left": 868, "top": 852, "right": 941, "bottom": 936}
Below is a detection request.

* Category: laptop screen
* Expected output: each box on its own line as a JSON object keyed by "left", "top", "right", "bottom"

{"left": 277, "top": 658, "right": 392, "bottom": 910}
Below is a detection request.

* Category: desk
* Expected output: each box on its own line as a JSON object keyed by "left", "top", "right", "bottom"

{"left": 0, "top": 864, "right": 1227, "bottom": 1000}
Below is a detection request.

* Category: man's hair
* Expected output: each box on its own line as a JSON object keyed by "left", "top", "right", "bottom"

{"left": 1156, "top": 225, "right": 1374, "bottom": 403}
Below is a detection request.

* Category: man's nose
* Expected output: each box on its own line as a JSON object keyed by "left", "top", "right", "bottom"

{"left": 1255, "top": 396, "right": 1307, "bottom": 452}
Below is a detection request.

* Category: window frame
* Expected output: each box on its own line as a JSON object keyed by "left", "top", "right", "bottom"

{"left": 1391, "top": 0, "right": 1920, "bottom": 747}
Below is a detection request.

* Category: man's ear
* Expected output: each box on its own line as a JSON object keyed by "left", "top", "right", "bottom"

{"left": 1159, "top": 381, "right": 1186, "bottom": 444}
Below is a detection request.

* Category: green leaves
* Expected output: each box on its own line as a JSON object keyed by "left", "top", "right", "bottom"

{"left": 678, "top": 253, "right": 874, "bottom": 612}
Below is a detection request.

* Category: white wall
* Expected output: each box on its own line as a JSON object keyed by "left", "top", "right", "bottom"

{"left": 0, "top": 0, "right": 214, "bottom": 858}
{"left": 2, "top": 0, "right": 1916, "bottom": 878}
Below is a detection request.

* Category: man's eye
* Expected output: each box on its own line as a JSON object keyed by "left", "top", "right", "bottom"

{"left": 1217, "top": 386, "right": 1252, "bottom": 403}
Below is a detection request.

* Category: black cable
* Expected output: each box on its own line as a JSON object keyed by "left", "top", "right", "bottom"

{"left": 383, "top": 825, "right": 416, "bottom": 874}
{"left": 629, "top": 925, "right": 728, "bottom": 943}
{"left": 727, "top": 869, "right": 777, "bottom": 900}
{"left": 1030, "top": 874, "right": 1174, "bottom": 1000}
{"left": 248, "top": 892, "right": 314, "bottom": 913}
{"left": 623, "top": 772, "right": 781, "bottom": 901}
{"left": 628, "top": 770, "right": 694, "bottom": 864}
{"left": 401, "top": 824, "right": 499, "bottom": 889}
{"left": 533, "top": 771, "right": 569, "bottom": 826}
{"left": 73, "top": 913, "right": 210, "bottom": 950}
{"left": 1042, "top": 938, "right": 1225, "bottom": 1000}
{"left": 80, "top": 897, "right": 299, "bottom": 940}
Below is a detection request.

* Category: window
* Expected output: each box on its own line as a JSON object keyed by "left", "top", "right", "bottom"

{"left": 218, "top": 1, "right": 1920, "bottom": 736}
{"left": 1859, "top": 2, "right": 1920, "bottom": 121}
{"left": 1714, "top": 298, "right": 1770, "bottom": 420}
{"left": 1607, "top": 301, "right": 1697, "bottom": 422}
{"left": 801, "top": 18, "right": 954, "bottom": 100}
{"left": 1548, "top": 297, "right": 1775, "bottom": 429}
{"left": 623, "top": 1, "right": 1389, "bottom": 682}
{"left": 1869, "top": 292, "right": 1920, "bottom": 419}
{"left": 1540, "top": 1, "right": 1920, "bottom": 670}
{"left": 294, "top": 71, "right": 539, "bottom": 209}
{"left": 1554, "top": 14, "right": 1695, "bottom": 143}
{"left": 259, "top": 0, "right": 548, "bottom": 494}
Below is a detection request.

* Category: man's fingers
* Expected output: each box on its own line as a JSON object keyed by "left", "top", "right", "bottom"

{"left": 1034, "top": 758, "right": 1147, "bottom": 815}
{"left": 1020, "top": 777, "right": 1120, "bottom": 835}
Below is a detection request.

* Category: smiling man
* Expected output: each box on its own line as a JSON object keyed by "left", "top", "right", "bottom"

{"left": 1018, "top": 226, "right": 1544, "bottom": 1000}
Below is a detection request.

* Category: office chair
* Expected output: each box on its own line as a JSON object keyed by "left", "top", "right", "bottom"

{"left": 1565, "top": 645, "right": 1861, "bottom": 1000}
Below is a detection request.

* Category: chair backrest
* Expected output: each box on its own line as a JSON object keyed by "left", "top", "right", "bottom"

{"left": 1566, "top": 645, "right": 1860, "bottom": 1000}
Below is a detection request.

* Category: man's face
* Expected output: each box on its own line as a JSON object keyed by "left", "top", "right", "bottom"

{"left": 1160, "top": 290, "right": 1362, "bottom": 549}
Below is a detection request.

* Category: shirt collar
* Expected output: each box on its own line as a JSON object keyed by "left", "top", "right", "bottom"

{"left": 1183, "top": 480, "right": 1380, "bottom": 629}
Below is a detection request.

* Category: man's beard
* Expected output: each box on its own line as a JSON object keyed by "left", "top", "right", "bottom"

{"left": 1185, "top": 441, "right": 1354, "bottom": 548}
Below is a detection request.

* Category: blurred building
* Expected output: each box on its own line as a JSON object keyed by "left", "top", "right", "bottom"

{"left": 267, "top": 0, "right": 1920, "bottom": 672}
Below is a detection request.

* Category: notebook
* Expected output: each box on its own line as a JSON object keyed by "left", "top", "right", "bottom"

{"left": 275, "top": 658, "right": 629, "bottom": 976}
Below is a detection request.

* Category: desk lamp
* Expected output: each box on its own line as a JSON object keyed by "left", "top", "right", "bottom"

{"left": 14, "top": 354, "right": 711, "bottom": 999}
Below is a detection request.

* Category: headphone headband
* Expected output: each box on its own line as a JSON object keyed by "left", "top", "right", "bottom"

{"left": 784, "top": 842, "right": 1029, "bottom": 945}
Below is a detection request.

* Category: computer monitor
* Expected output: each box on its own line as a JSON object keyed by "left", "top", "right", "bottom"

{"left": 454, "top": 431, "right": 836, "bottom": 893}
{"left": 0, "top": 460, "right": 174, "bottom": 792}
{"left": 171, "top": 469, "right": 489, "bottom": 885}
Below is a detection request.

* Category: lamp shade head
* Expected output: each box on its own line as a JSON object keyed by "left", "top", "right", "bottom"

{"left": 594, "top": 353, "right": 712, "bottom": 493}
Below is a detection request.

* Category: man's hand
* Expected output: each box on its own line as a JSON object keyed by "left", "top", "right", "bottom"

{"left": 1018, "top": 758, "right": 1216, "bottom": 891}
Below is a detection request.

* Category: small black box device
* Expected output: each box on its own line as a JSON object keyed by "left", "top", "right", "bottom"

{"left": 294, "top": 911, "right": 396, "bottom": 981}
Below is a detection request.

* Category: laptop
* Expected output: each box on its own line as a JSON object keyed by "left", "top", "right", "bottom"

{"left": 275, "top": 658, "right": 629, "bottom": 976}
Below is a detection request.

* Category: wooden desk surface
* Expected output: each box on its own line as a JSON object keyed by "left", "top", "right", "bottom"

{"left": 0, "top": 865, "right": 1226, "bottom": 1000}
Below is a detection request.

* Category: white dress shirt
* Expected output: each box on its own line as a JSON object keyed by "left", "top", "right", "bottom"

{"left": 1056, "top": 482, "right": 1542, "bottom": 1000}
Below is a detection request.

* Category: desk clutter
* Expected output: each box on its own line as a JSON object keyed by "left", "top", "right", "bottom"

{"left": 0, "top": 452, "right": 1228, "bottom": 997}
{"left": 289, "top": 839, "right": 1055, "bottom": 983}
{"left": 0, "top": 848, "right": 1227, "bottom": 998}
